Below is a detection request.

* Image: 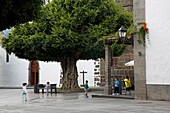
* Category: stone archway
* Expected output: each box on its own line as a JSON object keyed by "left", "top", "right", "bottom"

{"left": 28, "top": 60, "right": 40, "bottom": 86}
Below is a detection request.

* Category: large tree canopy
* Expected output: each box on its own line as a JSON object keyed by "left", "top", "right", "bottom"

{"left": 0, "top": 0, "right": 44, "bottom": 31}
{"left": 3, "top": 0, "right": 132, "bottom": 90}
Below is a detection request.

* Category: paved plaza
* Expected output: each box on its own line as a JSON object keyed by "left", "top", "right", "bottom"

{"left": 0, "top": 89, "right": 170, "bottom": 113}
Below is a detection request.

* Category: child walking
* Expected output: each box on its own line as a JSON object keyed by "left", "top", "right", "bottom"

{"left": 46, "top": 82, "right": 50, "bottom": 96}
{"left": 22, "top": 83, "right": 27, "bottom": 101}
{"left": 84, "top": 80, "right": 89, "bottom": 98}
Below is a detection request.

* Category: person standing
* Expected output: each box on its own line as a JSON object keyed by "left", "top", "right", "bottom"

{"left": 22, "top": 83, "right": 27, "bottom": 101}
{"left": 46, "top": 82, "right": 50, "bottom": 96}
{"left": 84, "top": 80, "right": 89, "bottom": 98}
{"left": 113, "top": 78, "right": 120, "bottom": 95}
{"left": 124, "top": 76, "right": 131, "bottom": 95}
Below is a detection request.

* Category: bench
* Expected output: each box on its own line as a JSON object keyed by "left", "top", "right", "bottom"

{"left": 37, "top": 84, "right": 46, "bottom": 93}
{"left": 50, "top": 84, "right": 57, "bottom": 93}
{"left": 34, "top": 84, "right": 57, "bottom": 93}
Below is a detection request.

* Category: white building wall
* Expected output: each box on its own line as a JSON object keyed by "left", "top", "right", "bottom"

{"left": 0, "top": 47, "right": 29, "bottom": 87}
{"left": 39, "top": 61, "right": 60, "bottom": 85}
{"left": 77, "top": 60, "right": 94, "bottom": 86}
{"left": 0, "top": 46, "right": 94, "bottom": 87}
{"left": 146, "top": 0, "right": 170, "bottom": 84}
{"left": 0, "top": 46, "right": 60, "bottom": 87}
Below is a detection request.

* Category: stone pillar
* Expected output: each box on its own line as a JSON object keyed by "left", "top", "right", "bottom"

{"left": 104, "top": 44, "right": 112, "bottom": 95}
{"left": 115, "top": 0, "right": 133, "bottom": 12}
{"left": 133, "top": 0, "right": 147, "bottom": 100}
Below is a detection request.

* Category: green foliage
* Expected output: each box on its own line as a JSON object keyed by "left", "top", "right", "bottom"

{"left": 137, "top": 26, "right": 149, "bottom": 46}
{"left": 3, "top": 0, "right": 132, "bottom": 61}
{"left": 111, "top": 40, "right": 126, "bottom": 57}
{"left": 127, "top": 24, "right": 136, "bottom": 35}
{"left": 0, "top": 0, "right": 44, "bottom": 31}
{"left": 127, "top": 22, "right": 149, "bottom": 46}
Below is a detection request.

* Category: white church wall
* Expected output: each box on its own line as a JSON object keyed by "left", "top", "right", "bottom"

{"left": 0, "top": 46, "right": 94, "bottom": 87}
{"left": 146, "top": 0, "right": 170, "bottom": 84}
{"left": 39, "top": 61, "right": 60, "bottom": 85}
{"left": 0, "top": 47, "right": 29, "bottom": 87}
{"left": 77, "top": 60, "right": 95, "bottom": 87}
{"left": 0, "top": 46, "right": 61, "bottom": 87}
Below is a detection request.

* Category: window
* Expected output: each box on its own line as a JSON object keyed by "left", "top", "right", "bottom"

{"left": 95, "top": 65, "right": 99, "bottom": 68}
{"left": 94, "top": 72, "right": 100, "bottom": 75}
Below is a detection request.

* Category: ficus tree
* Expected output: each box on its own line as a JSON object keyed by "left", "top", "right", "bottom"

{"left": 3, "top": 0, "right": 132, "bottom": 90}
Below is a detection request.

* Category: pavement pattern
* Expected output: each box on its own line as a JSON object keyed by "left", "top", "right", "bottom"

{"left": 0, "top": 89, "right": 170, "bottom": 113}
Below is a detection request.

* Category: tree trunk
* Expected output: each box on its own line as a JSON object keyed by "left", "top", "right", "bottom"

{"left": 60, "top": 56, "right": 80, "bottom": 91}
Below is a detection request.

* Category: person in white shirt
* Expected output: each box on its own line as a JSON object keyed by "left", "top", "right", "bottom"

{"left": 46, "top": 82, "right": 50, "bottom": 96}
{"left": 22, "top": 83, "right": 27, "bottom": 101}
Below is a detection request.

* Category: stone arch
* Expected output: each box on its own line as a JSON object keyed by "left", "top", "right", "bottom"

{"left": 28, "top": 60, "right": 40, "bottom": 86}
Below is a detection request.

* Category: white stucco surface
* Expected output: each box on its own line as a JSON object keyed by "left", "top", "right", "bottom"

{"left": 146, "top": 0, "right": 170, "bottom": 84}
{"left": 0, "top": 47, "right": 29, "bottom": 87}
{"left": 0, "top": 46, "right": 94, "bottom": 87}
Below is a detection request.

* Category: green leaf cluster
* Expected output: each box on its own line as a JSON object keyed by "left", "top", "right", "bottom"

{"left": 0, "top": 0, "right": 44, "bottom": 30}
{"left": 111, "top": 41, "right": 126, "bottom": 57}
{"left": 3, "top": 0, "right": 132, "bottom": 61}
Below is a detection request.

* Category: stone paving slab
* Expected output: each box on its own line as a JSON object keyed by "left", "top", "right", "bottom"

{"left": 0, "top": 89, "right": 170, "bottom": 113}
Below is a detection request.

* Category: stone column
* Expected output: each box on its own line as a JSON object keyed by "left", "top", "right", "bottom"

{"left": 115, "top": 0, "right": 133, "bottom": 12}
{"left": 104, "top": 44, "right": 112, "bottom": 95}
{"left": 133, "top": 0, "right": 147, "bottom": 100}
